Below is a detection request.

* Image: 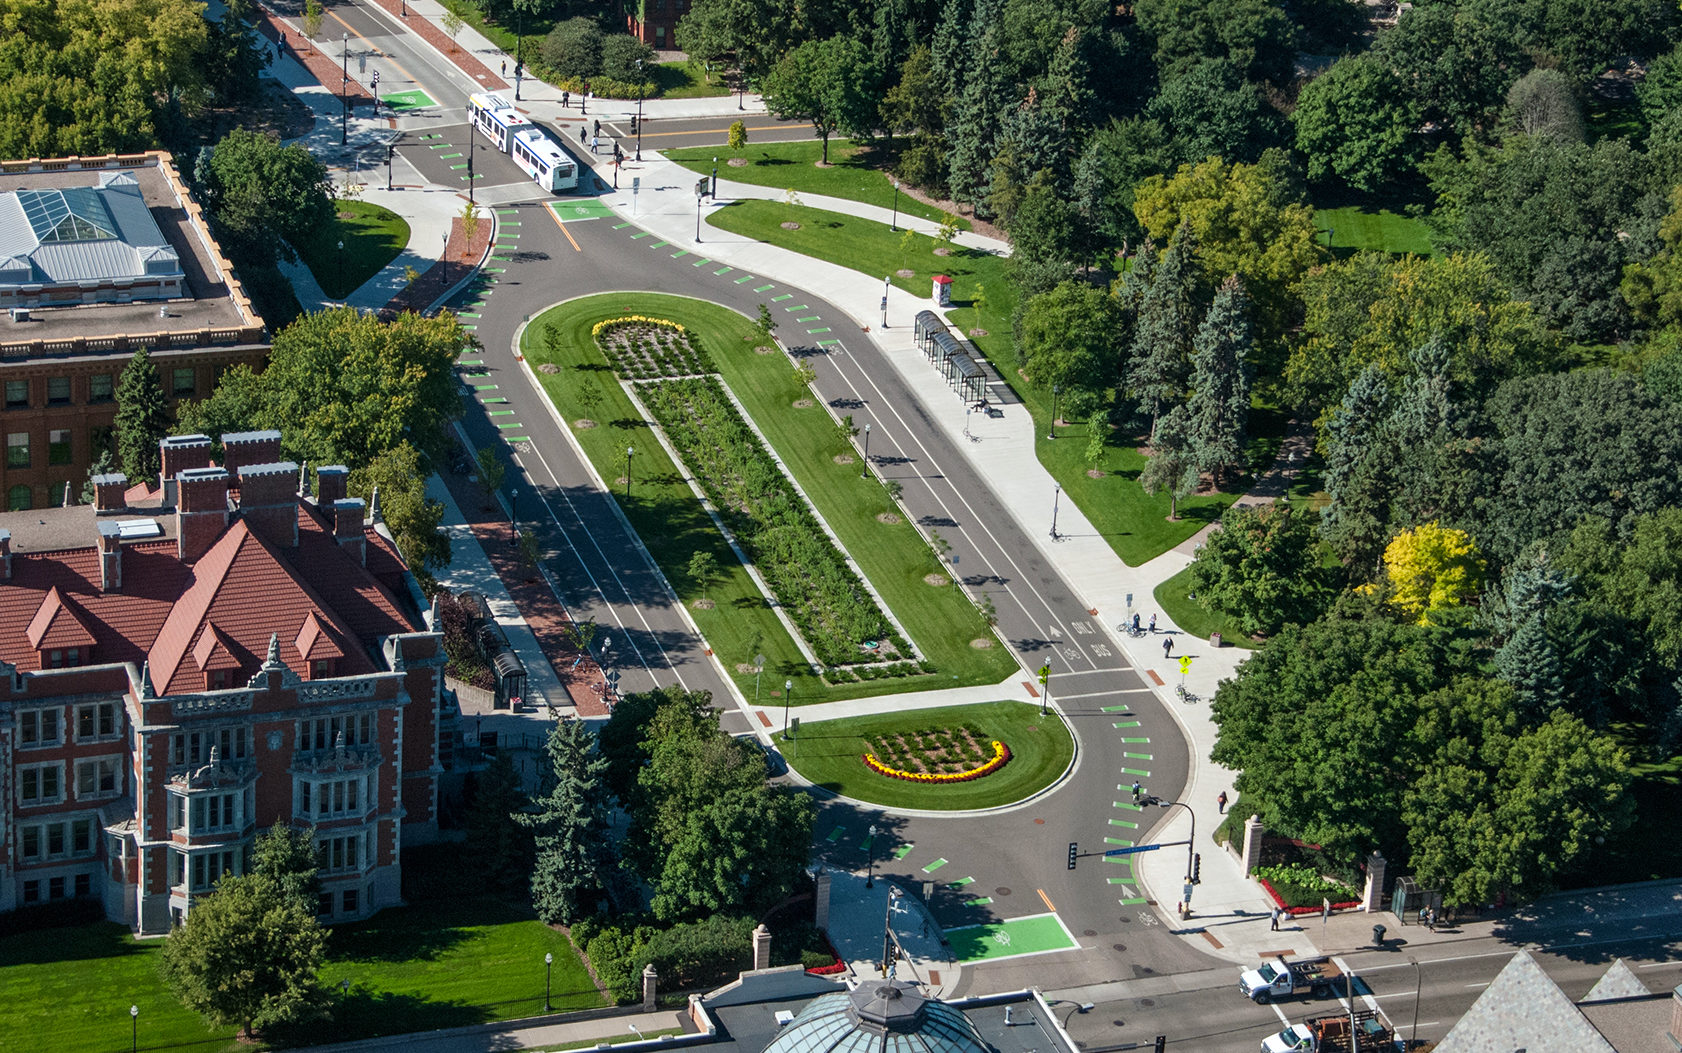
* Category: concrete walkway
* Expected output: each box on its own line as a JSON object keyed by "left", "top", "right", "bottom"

{"left": 298, "top": 1006, "right": 688, "bottom": 1053}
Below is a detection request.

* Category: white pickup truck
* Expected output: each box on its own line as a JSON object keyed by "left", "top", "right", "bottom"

{"left": 1260, "top": 1010, "right": 1398, "bottom": 1053}
{"left": 1239, "top": 955, "right": 1343, "bottom": 1003}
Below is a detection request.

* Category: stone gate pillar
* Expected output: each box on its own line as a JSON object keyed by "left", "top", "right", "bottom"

{"left": 753, "top": 924, "right": 772, "bottom": 971}
{"left": 1241, "top": 814, "right": 1265, "bottom": 877}
{"left": 642, "top": 963, "right": 658, "bottom": 1011}
{"left": 1362, "top": 851, "right": 1387, "bottom": 913}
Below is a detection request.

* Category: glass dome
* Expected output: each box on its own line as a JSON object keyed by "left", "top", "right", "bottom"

{"left": 762, "top": 981, "right": 992, "bottom": 1053}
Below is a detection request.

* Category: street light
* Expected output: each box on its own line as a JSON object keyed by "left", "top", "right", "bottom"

{"left": 1155, "top": 799, "right": 1197, "bottom": 916}
{"left": 130, "top": 1005, "right": 139, "bottom": 1053}
{"left": 625, "top": 446, "right": 634, "bottom": 496}
{"left": 1409, "top": 958, "right": 1422, "bottom": 1049}
{"left": 635, "top": 60, "right": 645, "bottom": 161}
{"left": 336, "top": 240, "right": 344, "bottom": 297}
{"left": 712, "top": 156, "right": 719, "bottom": 198}
{"left": 882, "top": 275, "right": 890, "bottom": 328}
{"left": 513, "top": 5, "right": 525, "bottom": 100}
{"left": 753, "top": 653, "right": 765, "bottom": 705}
{"left": 782, "top": 678, "right": 792, "bottom": 738}
{"left": 890, "top": 180, "right": 901, "bottom": 231}
{"left": 1050, "top": 483, "right": 1061, "bottom": 539}
{"left": 881, "top": 885, "right": 903, "bottom": 976}
{"left": 630, "top": 1024, "right": 646, "bottom": 1040}
{"left": 860, "top": 423, "right": 871, "bottom": 478}
{"left": 865, "top": 824, "right": 877, "bottom": 888}
{"left": 465, "top": 104, "right": 476, "bottom": 205}
{"left": 1057, "top": 1002, "right": 1096, "bottom": 1029}
{"left": 696, "top": 183, "right": 704, "bottom": 242}
{"left": 544, "top": 951, "right": 554, "bottom": 1011}
{"left": 510, "top": 487, "right": 518, "bottom": 545}
{"left": 341, "top": 33, "right": 349, "bottom": 146}
{"left": 1048, "top": 383, "right": 1060, "bottom": 439}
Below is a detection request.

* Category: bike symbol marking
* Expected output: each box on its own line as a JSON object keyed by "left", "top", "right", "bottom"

{"left": 993, "top": 931, "right": 1012, "bottom": 946}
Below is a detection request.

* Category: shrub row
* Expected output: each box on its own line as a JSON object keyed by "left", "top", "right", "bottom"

{"left": 635, "top": 376, "right": 894, "bottom": 666}
{"left": 822, "top": 659, "right": 928, "bottom": 683}
{"left": 575, "top": 914, "right": 755, "bottom": 1003}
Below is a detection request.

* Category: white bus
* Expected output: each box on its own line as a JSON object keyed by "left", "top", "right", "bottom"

{"left": 509, "top": 126, "right": 579, "bottom": 193}
{"left": 467, "top": 92, "right": 532, "bottom": 152}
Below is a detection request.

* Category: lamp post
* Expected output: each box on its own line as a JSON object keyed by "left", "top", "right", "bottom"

{"left": 865, "top": 824, "right": 877, "bottom": 888}
{"left": 890, "top": 180, "right": 900, "bottom": 231}
{"left": 400, "top": 0, "right": 406, "bottom": 14}
{"left": 130, "top": 1005, "right": 139, "bottom": 1053}
{"left": 336, "top": 240, "right": 344, "bottom": 298}
{"left": 629, "top": 1024, "right": 646, "bottom": 1040}
{"left": 782, "top": 678, "right": 792, "bottom": 738}
{"left": 738, "top": 67, "right": 745, "bottom": 110}
{"left": 1154, "top": 798, "right": 1197, "bottom": 916}
{"left": 544, "top": 951, "right": 553, "bottom": 1011}
{"left": 625, "top": 446, "right": 634, "bottom": 496}
{"left": 860, "top": 423, "right": 871, "bottom": 478}
{"left": 1048, "top": 383, "right": 1060, "bottom": 439}
{"left": 510, "top": 487, "right": 518, "bottom": 544}
{"left": 1057, "top": 1002, "right": 1096, "bottom": 1029}
{"left": 513, "top": 5, "right": 525, "bottom": 100}
{"left": 881, "top": 886, "right": 902, "bottom": 976}
{"left": 341, "top": 34, "right": 349, "bottom": 146}
{"left": 1409, "top": 958, "right": 1422, "bottom": 1049}
{"left": 385, "top": 144, "right": 393, "bottom": 191}
{"left": 711, "top": 156, "right": 719, "bottom": 198}
{"left": 753, "top": 653, "right": 765, "bottom": 705}
{"left": 696, "top": 183, "right": 704, "bottom": 242}
{"left": 635, "top": 60, "right": 645, "bottom": 161}
{"left": 882, "top": 275, "right": 890, "bottom": 328}
{"left": 1050, "top": 483, "right": 1061, "bottom": 539}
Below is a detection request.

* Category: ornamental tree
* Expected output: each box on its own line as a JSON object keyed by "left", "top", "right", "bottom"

{"left": 1189, "top": 503, "right": 1329, "bottom": 637}
{"left": 760, "top": 35, "right": 879, "bottom": 165}
{"left": 1381, "top": 521, "right": 1486, "bottom": 624}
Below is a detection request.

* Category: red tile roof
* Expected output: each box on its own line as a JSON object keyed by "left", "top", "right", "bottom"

{"left": 0, "top": 500, "right": 419, "bottom": 689}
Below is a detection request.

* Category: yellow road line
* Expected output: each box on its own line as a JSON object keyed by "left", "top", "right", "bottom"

{"left": 326, "top": 8, "right": 427, "bottom": 97}
{"left": 544, "top": 204, "right": 582, "bottom": 252}
{"left": 1037, "top": 888, "right": 1056, "bottom": 912}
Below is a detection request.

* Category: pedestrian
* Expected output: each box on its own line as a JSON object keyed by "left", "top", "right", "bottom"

{"left": 1426, "top": 906, "right": 1437, "bottom": 932}
{"left": 1217, "top": 790, "right": 1228, "bottom": 814}
{"left": 501, "top": 59, "right": 506, "bottom": 76}
{"left": 591, "top": 135, "right": 600, "bottom": 155}
{"left": 562, "top": 90, "right": 570, "bottom": 107}
{"left": 1149, "top": 613, "right": 1157, "bottom": 633}
{"left": 1163, "top": 636, "right": 1173, "bottom": 658}
{"left": 579, "top": 125, "right": 587, "bottom": 144}
{"left": 1270, "top": 906, "right": 1280, "bottom": 931}
{"left": 1130, "top": 779, "right": 1142, "bottom": 802}
{"left": 593, "top": 118, "right": 601, "bottom": 136}
{"left": 1132, "top": 612, "right": 1141, "bottom": 632}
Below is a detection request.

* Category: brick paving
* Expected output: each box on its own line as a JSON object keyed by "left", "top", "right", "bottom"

{"left": 365, "top": 0, "right": 511, "bottom": 92}
{"left": 254, "top": 9, "right": 381, "bottom": 116}
{"left": 439, "top": 469, "right": 612, "bottom": 718}
{"left": 380, "top": 213, "right": 494, "bottom": 318}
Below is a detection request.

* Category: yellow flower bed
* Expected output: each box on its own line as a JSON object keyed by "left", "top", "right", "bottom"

{"left": 591, "top": 315, "right": 687, "bottom": 337}
{"left": 862, "top": 741, "right": 1011, "bottom": 783}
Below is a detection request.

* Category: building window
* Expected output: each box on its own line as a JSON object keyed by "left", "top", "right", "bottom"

{"left": 190, "top": 792, "right": 241, "bottom": 833}
{"left": 297, "top": 774, "right": 369, "bottom": 820}
{"left": 172, "top": 367, "right": 195, "bottom": 397}
{"left": 89, "top": 374, "right": 114, "bottom": 403}
{"left": 318, "top": 833, "right": 364, "bottom": 873}
{"left": 170, "top": 727, "right": 248, "bottom": 767}
{"left": 299, "top": 714, "right": 372, "bottom": 753}
{"left": 170, "top": 793, "right": 185, "bottom": 832}
{"left": 5, "top": 380, "right": 27, "bottom": 408}
{"left": 21, "top": 826, "right": 40, "bottom": 860}
{"left": 311, "top": 659, "right": 332, "bottom": 680}
{"left": 48, "top": 876, "right": 65, "bottom": 900}
{"left": 72, "top": 818, "right": 93, "bottom": 854}
{"left": 19, "top": 764, "right": 64, "bottom": 805}
{"left": 342, "top": 888, "right": 359, "bottom": 913}
{"left": 208, "top": 669, "right": 230, "bottom": 690}
{"left": 655, "top": 24, "right": 666, "bottom": 42}
{"left": 8, "top": 484, "right": 30, "bottom": 511}
{"left": 74, "top": 873, "right": 91, "bottom": 897}
{"left": 22, "top": 880, "right": 40, "bottom": 904}
{"left": 47, "top": 647, "right": 82, "bottom": 668}
{"left": 20, "top": 708, "right": 61, "bottom": 747}
{"left": 7, "top": 431, "right": 30, "bottom": 468}
{"left": 77, "top": 702, "right": 118, "bottom": 740}
{"left": 188, "top": 849, "right": 240, "bottom": 891}
{"left": 317, "top": 892, "right": 333, "bottom": 917}
{"left": 75, "top": 757, "right": 121, "bottom": 799}
{"left": 46, "top": 376, "right": 70, "bottom": 405}
{"left": 48, "top": 428, "right": 71, "bottom": 465}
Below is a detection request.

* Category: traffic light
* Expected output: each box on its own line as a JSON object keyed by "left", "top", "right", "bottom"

{"left": 630, "top": 113, "right": 639, "bottom": 133}
{"left": 1192, "top": 853, "right": 1201, "bottom": 885}
{"left": 1067, "top": 842, "right": 1078, "bottom": 870}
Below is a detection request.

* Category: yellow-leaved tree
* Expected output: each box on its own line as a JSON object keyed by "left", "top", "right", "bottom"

{"left": 1382, "top": 522, "right": 1485, "bottom": 623}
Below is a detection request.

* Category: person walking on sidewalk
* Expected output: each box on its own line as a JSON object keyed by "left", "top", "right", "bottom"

{"left": 562, "top": 90, "right": 570, "bottom": 107}
{"left": 1270, "top": 906, "right": 1281, "bottom": 931}
{"left": 1217, "top": 790, "right": 1228, "bottom": 814}
{"left": 501, "top": 59, "right": 506, "bottom": 76}
{"left": 1163, "top": 636, "right": 1173, "bottom": 658}
{"left": 1149, "top": 613, "right": 1157, "bottom": 632}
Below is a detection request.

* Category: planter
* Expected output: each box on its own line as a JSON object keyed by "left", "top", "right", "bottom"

{"left": 863, "top": 740, "right": 1011, "bottom": 783}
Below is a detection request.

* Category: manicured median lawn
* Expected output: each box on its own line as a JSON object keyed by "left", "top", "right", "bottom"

{"left": 666, "top": 141, "right": 960, "bottom": 226}
{"left": 0, "top": 895, "right": 598, "bottom": 1053}
{"left": 1313, "top": 206, "right": 1435, "bottom": 257}
{"left": 297, "top": 199, "right": 410, "bottom": 300}
{"left": 777, "top": 701, "right": 1074, "bottom": 809}
{"left": 521, "top": 293, "right": 1019, "bottom": 704}
{"left": 705, "top": 200, "right": 1251, "bottom": 565}
{"left": 652, "top": 59, "right": 733, "bottom": 99}
{"left": 1152, "top": 563, "right": 1260, "bottom": 652}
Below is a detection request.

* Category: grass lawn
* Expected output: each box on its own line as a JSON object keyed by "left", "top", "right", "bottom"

{"left": 1313, "top": 206, "right": 1436, "bottom": 257}
{"left": 666, "top": 141, "right": 961, "bottom": 226}
{"left": 776, "top": 701, "right": 1074, "bottom": 809}
{"left": 297, "top": 199, "right": 410, "bottom": 301}
{"left": 0, "top": 895, "right": 599, "bottom": 1053}
{"left": 1152, "top": 563, "right": 1259, "bottom": 652}
{"left": 521, "top": 293, "right": 1019, "bottom": 703}
{"left": 651, "top": 59, "right": 733, "bottom": 99}
{"left": 440, "top": 0, "right": 554, "bottom": 63}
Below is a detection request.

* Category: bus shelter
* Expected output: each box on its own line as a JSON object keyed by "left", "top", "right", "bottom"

{"left": 944, "top": 352, "right": 987, "bottom": 404}
{"left": 914, "top": 311, "right": 945, "bottom": 354}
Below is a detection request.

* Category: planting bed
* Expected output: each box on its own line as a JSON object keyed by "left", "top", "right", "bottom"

{"left": 866, "top": 725, "right": 995, "bottom": 775}
{"left": 637, "top": 375, "right": 907, "bottom": 668}
{"left": 593, "top": 316, "right": 715, "bottom": 378}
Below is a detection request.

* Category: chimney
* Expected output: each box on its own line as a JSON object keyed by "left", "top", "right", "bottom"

{"left": 220, "top": 430, "right": 283, "bottom": 477}
{"left": 316, "top": 465, "right": 349, "bottom": 507}
{"left": 332, "top": 498, "right": 366, "bottom": 565}
{"left": 237, "top": 461, "right": 300, "bottom": 547}
{"left": 158, "top": 434, "right": 212, "bottom": 507}
{"left": 0, "top": 527, "right": 11, "bottom": 580}
{"left": 92, "top": 472, "right": 129, "bottom": 513}
{"left": 177, "top": 466, "right": 231, "bottom": 564}
{"left": 96, "top": 521, "right": 122, "bottom": 591}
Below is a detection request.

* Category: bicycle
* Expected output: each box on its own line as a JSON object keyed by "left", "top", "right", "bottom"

{"left": 1119, "top": 623, "right": 1147, "bottom": 639}
{"left": 1175, "top": 684, "right": 1199, "bottom": 704}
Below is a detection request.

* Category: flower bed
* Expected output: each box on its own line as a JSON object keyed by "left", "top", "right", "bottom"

{"left": 864, "top": 739, "right": 1011, "bottom": 783}
{"left": 636, "top": 375, "right": 906, "bottom": 667}
{"left": 593, "top": 316, "right": 715, "bottom": 378}
{"left": 1254, "top": 864, "right": 1362, "bottom": 914}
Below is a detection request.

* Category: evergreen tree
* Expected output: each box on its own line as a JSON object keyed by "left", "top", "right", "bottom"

{"left": 929, "top": 0, "right": 971, "bottom": 100}
{"left": 1139, "top": 408, "right": 1200, "bottom": 520}
{"left": 1041, "top": 26, "right": 1099, "bottom": 142}
{"left": 1319, "top": 365, "right": 1394, "bottom": 574}
{"left": 79, "top": 449, "right": 116, "bottom": 505}
{"left": 1127, "top": 225, "right": 1201, "bottom": 439}
{"left": 519, "top": 718, "right": 612, "bottom": 925}
{"left": 252, "top": 823, "right": 321, "bottom": 911}
{"left": 945, "top": 0, "right": 1015, "bottom": 212}
{"left": 114, "top": 347, "right": 171, "bottom": 485}
{"left": 465, "top": 754, "right": 533, "bottom": 897}
{"left": 1183, "top": 275, "right": 1255, "bottom": 487}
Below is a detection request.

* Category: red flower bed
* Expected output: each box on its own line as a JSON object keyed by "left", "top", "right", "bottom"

{"left": 1257, "top": 877, "right": 1361, "bottom": 916}
{"left": 862, "top": 741, "right": 1011, "bottom": 783}
{"left": 805, "top": 932, "right": 848, "bottom": 975}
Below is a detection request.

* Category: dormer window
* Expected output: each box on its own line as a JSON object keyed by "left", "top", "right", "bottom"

{"left": 208, "top": 669, "right": 231, "bottom": 691}
{"left": 311, "top": 659, "right": 333, "bottom": 680}
{"left": 46, "top": 647, "right": 83, "bottom": 668}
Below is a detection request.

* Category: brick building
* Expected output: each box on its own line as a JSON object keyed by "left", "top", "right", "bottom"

{"left": 0, "top": 429, "right": 449, "bottom": 934}
{"left": 0, "top": 152, "right": 269, "bottom": 514}
{"left": 623, "top": 0, "right": 694, "bottom": 49}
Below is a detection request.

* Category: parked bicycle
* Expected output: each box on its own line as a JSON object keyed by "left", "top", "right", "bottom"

{"left": 1175, "top": 684, "right": 1199, "bottom": 704}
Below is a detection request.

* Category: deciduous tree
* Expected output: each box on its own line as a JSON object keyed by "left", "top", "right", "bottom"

{"left": 1293, "top": 55, "right": 1422, "bottom": 191}
{"left": 1189, "top": 503, "right": 1329, "bottom": 636}
{"left": 1381, "top": 521, "right": 1486, "bottom": 624}
{"left": 1017, "top": 282, "right": 1122, "bottom": 416}
{"left": 252, "top": 823, "right": 321, "bottom": 911}
{"left": 759, "top": 35, "right": 878, "bottom": 164}
{"left": 200, "top": 128, "right": 333, "bottom": 269}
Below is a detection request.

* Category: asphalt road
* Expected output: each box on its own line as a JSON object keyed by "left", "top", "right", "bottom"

{"left": 348, "top": 0, "right": 1214, "bottom": 987}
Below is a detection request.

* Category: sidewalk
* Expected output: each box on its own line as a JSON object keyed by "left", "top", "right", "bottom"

{"left": 823, "top": 869, "right": 963, "bottom": 999}
{"left": 300, "top": 1006, "right": 688, "bottom": 1053}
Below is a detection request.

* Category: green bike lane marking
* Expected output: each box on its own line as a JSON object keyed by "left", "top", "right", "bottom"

{"left": 966, "top": 897, "right": 993, "bottom": 906}
{"left": 771, "top": 293, "right": 793, "bottom": 302}
{"left": 784, "top": 303, "right": 809, "bottom": 311}
{"left": 1117, "top": 897, "right": 1149, "bottom": 905}
{"left": 808, "top": 327, "right": 832, "bottom": 334}
{"left": 381, "top": 89, "right": 436, "bottom": 111}
{"left": 692, "top": 258, "right": 711, "bottom": 267}
{"left": 672, "top": 250, "right": 690, "bottom": 258}
{"left": 449, "top": 164, "right": 467, "bottom": 170}
{"left": 1122, "top": 737, "right": 1150, "bottom": 743}
{"left": 504, "top": 436, "right": 530, "bottom": 443}
{"left": 472, "top": 384, "right": 498, "bottom": 390}
{"left": 947, "top": 876, "right": 975, "bottom": 889}
{"left": 439, "top": 153, "right": 463, "bottom": 160}
{"left": 631, "top": 232, "right": 650, "bottom": 239}
{"left": 488, "top": 410, "right": 515, "bottom": 416}
{"left": 921, "top": 858, "right": 948, "bottom": 873}
{"left": 754, "top": 284, "right": 774, "bottom": 292}
{"left": 1109, "top": 818, "right": 1138, "bottom": 828}
{"left": 946, "top": 912, "right": 1079, "bottom": 965}
{"left": 1104, "top": 856, "right": 1131, "bottom": 865}
{"left": 1113, "top": 720, "right": 1141, "bottom": 728}
{"left": 459, "top": 358, "right": 483, "bottom": 365}
{"left": 548, "top": 201, "right": 615, "bottom": 222}
{"left": 1104, "top": 838, "right": 1133, "bottom": 846}
{"left": 796, "top": 315, "right": 820, "bottom": 322}
{"left": 1125, "top": 753, "right": 1154, "bottom": 760}
{"left": 1113, "top": 801, "right": 1143, "bottom": 811}
{"left": 482, "top": 397, "right": 509, "bottom": 404}
{"left": 613, "top": 221, "right": 632, "bottom": 228}
{"left": 816, "top": 340, "right": 841, "bottom": 347}
{"left": 496, "top": 208, "right": 519, "bottom": 214}
{"left": 892, "top": 844, "right": 915, "bottom": 860}
{"left": 825, "top": 826, "right": 845, "bottom": 842}
{"left": 1101, "top": 705, "right": 1131, "bottom": 712}
{"left": 734, "top": 275, "right": 754, "bottom": 284}
{"left": 496, "top": 422, "right": 523, "bottom": 429}
{"left": 713, "top": 266, "right": 732, "bottom": 275}
{"left": 652, "top": 241, "right": 669, "bottom": 248}
{"left": 1121, "top": 767, "right": 1151, "bottom": 777}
